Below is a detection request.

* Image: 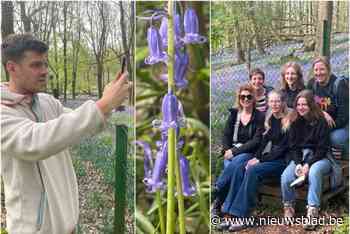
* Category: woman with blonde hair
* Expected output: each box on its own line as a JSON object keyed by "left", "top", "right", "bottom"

{"left": 215, "top": 90, "right": 290, "bottom": 231}
{"left": 280, "top": 62, "right": 305, "bottom": 108}
{"left": 211, "top": 84, "right": 265, "bottom": 216}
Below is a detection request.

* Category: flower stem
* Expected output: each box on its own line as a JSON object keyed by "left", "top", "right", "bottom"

{"left": 156, "top": 190, "right": 165, "bottom": 234}
{"left": 166, "top": 1, "right": 176, "bottom": 234}
{"left": 174, "top": 151, "right": 186, "bottom": 234}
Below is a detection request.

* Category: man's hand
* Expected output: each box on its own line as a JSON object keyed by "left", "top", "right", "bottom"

{"left": 224, "top": 149, "right": 233, "bottom": 160}
{"left": 245, "top": 157, "right": 259, "bottom": 170}
{"left": 96, "top": 72, "right": 130, "bottom": 115}
{"left": 323, "top": 111, "right": 335, "bottom": 128}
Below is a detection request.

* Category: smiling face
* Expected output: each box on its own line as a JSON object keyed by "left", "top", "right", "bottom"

{"left": 296, "top": 97, "right": 310, "bottom": 117}
{"left": 239, "top": 90, "right": 254, "bottom": 109}
{"left": 313, "top": 61, "right": 330, "bottom": 85}
{"left": 268, "top": 92, "right": 282, "bottom": 114}
{"left": 7, "top": 51, "right": 49, "bottom": 94}
{"left": 250, "top": 73, "right": 264, "bottom": 91}
{"left": 284, "top": 66, "right": 298, "bottom": 89}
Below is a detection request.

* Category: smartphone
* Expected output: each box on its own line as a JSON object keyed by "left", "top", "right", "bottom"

{"left": 121, "top": 56, "right": 126, "bottom": 74}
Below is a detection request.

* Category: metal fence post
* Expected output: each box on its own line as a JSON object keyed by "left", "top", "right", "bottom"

{"left": 115, "top": 125, "right": 128, "bottom": 234}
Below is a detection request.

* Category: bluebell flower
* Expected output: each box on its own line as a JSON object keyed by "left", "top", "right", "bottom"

{"left": 183, "top": 7, "right": 206, "bottom": 44}
{"left": 145, "top": 141, "right": 168, "bottom": 192}
{"left": 135, "top": 141, "right": 154, "bottom": 192}
{"left": 159, "top": 91, "right": 179, "bottom": 131}
{"left": 159, "top": 14, "right": 183, "bottom": 49}
{"left": 179, "top": 155, "right": 196, "bottom": 197}
{"left": 145, "top": 26, "right": 168, "bottom": 65}
{"left": 159, "top": 50, "right": 189, "bottom": 88}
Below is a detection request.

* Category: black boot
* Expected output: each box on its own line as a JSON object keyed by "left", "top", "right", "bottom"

{"left": 211, "top": 197, "right": 223, "bottom": 217}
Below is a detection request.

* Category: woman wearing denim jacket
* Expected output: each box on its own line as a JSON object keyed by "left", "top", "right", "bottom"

{"left": 214, "top": 91, "right": 290, "bottom": 231}
{"left": 281, "top": 89, "right": 332, "bottom": 230}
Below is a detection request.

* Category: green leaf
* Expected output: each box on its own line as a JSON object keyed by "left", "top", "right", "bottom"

{"left": 136, "top": 208, "right": 156, "bottom": 234}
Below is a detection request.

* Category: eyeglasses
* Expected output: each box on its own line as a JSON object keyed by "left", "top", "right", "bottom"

{"left": 239, "top": 94, "right": 253, "bottom": 101}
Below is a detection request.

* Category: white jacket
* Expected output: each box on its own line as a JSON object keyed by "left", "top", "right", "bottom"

{"left": 1, "top": 84, "right": 106, "bottom": 234}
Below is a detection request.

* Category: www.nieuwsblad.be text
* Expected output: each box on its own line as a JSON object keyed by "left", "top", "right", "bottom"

{"left": 211, "top": 215, "right": 344, "bottom": 226}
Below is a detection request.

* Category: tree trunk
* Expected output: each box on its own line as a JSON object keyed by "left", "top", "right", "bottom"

{"left": 119, "top": 1, "right": 131, "bottom": 74}
{"left": 246, "top": 39, "right": 252, "bottom": 73}
{"left": 334, "top": 1, "right": 340, "bottom": 33}
{"left": 315, "top": 1, "right": 333, "bottom": 58}
{"left": 63, "top": 2, "right": 68, "bottom": 102}
{"left": 71, "top": 4, "right": 81, "bottom": 100}
{"left": 97, "top": 60, "right": 103, "bottom": 98}
{"left": 1, "top": 1, "right": 14, "bottom": 37}
{"left": 1, "top": 1, "right": 14, "bottom": 81}
{"left": 234, "top": 20, "right": 245, "bottom": 64}
{"left": 19, "top": 2, "right": 31, "bottom": 32}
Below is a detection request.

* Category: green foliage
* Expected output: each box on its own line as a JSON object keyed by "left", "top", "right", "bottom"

{"left": 0, "top": 229, "right": 8, "bottom": 234}
{"left": 333, "top": 215, "right": 349, "bottom": 234}
{"left": 88, "top": 191, "right": 105, "bottom": 210}
{"left": 136, "top": 2, "right": 209, "bottom": 233}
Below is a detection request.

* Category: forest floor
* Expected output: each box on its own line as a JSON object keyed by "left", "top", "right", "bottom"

{"left": 211, "top": 194, "right": 349, "bottom": 234}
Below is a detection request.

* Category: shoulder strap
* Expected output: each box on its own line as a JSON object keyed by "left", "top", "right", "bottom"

{"left": 233, "top": 111, "right": 241, "bottom": 143}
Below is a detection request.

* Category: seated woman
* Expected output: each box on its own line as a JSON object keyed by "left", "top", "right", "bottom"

{"left": 214, "top": 91, "right": 289, "bottom": 231}
{"left": 306, "top": 56, "right": 349, "bottom": 159}
{"left": 212, "top": 84, "right": 264, "bottom": 216}
{"left": 280, "top": 62, "right": 305, "bottom": 108}
{"left": 281, "top": 90, "right": 333, "bottom": 230}
{"left": 249, "top": 68, "right": 274, "bottom": 112}
{"left": 221, "top": 84, "right": 265, "bottom": 168}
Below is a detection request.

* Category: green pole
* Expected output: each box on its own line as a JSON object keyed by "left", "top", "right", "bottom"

{"left": 115, "top": 124, "right": 128, "bottom": 234}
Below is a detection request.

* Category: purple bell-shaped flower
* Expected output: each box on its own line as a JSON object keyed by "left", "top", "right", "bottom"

{"left": 146, "top": 141, "right": 168, "bottom": 192}
{"left": 183, "top": 7, "right": 206, "bottom": 44}
{"left": 159, "top": 50, "right": 189, "bottom": 89}
{"left": 135, "top": 141, "right": 154, "bottom": 192}
{"left": 179, "top": 155, "right": 196, "bottom": 197}
{"left": 174, "top": 51, "right": 189, "bottom": 88}
{"left": 159, "top": 92, "right": 179, "bottom": 131}
{"left": 159, "top": 14, "right": 183, "bottom": 49}
{"left": 145, "top": 26, "right": 168, "bottom": 65}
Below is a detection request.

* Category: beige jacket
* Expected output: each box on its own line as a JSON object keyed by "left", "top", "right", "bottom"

{"left": 1, "top": 84, "right": 106, "bottom": 234}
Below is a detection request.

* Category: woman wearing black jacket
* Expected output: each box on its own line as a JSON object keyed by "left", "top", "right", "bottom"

{"left": 281, "top": 90, "right": 332, "bottom": 230}
{"left": 221, "top": 84, "right": 265, "bottom": 168}
{"left": 280, "top": 62, "right": 305, "bottom": 108}
{"left": 307, "top": 56, "right": 349, "bottom": 159}
{"left": 215, "top": 90, "right": 290, "bottom": 231}
{"left": 212, "top": 84, "right": 264, "bottom": 217}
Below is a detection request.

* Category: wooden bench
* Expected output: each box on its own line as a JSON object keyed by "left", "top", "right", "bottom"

{"left": 258, "top": 160, "right": 349, "bottom": 207}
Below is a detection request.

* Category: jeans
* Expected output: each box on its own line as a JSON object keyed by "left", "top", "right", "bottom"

{"left": 217, "top": 153, "right": 253, "bottom": 190}
{"left": 223, "top": 152, "right": 253, "bottom": 168}
{"left": 330, "top": 124, "right": 349, "bottom": 156}
{"left": 281, "top": 159, "right": 332, "bottom": 207}
{"left": 221, "top": 159, "right": 286, "bottom": 217}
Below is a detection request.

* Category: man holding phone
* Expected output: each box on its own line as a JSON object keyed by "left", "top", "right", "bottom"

{"left": 1, "top": 33, "right": 130, "bottom": 233}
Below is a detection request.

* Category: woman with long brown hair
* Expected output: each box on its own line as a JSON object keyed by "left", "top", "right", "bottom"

{"left": 280, "top": 62, "right": 305, "bottom": 108}
{"left": 280, "top": 90, "right": 336, "bottom": 230}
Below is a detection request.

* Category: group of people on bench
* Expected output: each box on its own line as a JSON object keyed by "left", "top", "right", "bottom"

{"left": 212, "top": 56, "right": 349, "bottom": 231}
